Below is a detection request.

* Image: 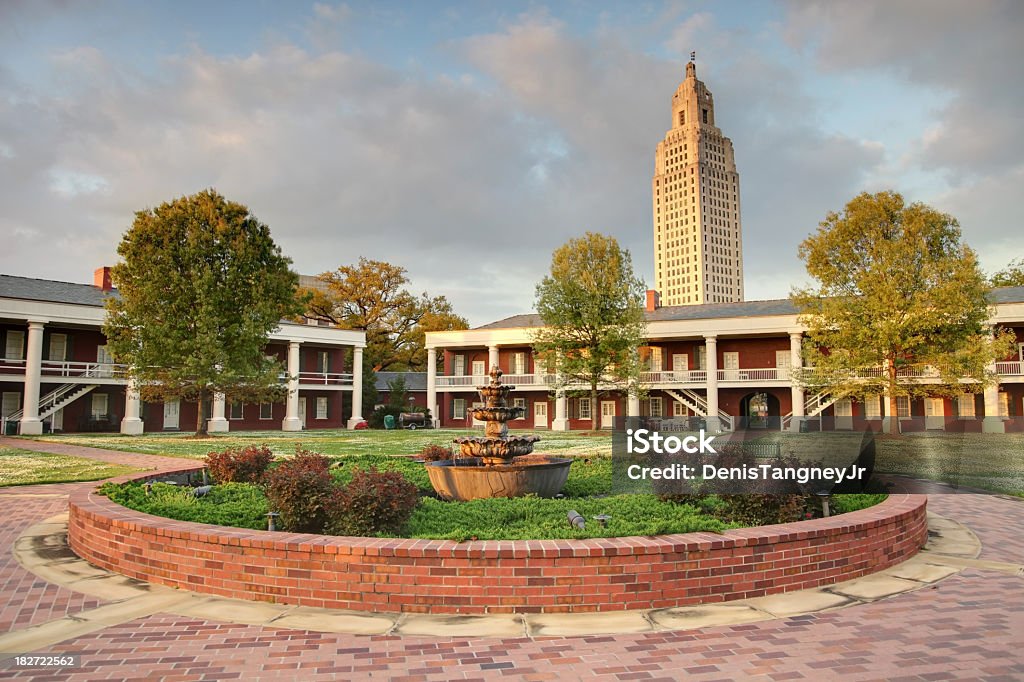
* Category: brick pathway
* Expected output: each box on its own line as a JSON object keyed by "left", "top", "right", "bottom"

{"left": 0, "top": 439, "right": 1022, "bottom": 681}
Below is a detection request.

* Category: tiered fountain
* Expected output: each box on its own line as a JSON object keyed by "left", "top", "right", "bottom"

{"left": 425, "top": 367, "right": 572, "bottom": 501}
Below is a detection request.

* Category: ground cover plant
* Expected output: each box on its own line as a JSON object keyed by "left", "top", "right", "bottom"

{"left": 0, "top": 446, "right": 140, "bottom": 486}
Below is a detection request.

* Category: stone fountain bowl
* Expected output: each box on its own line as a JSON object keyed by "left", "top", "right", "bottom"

{"left": 469, "top": 407, "right": 523, "bottom": 423}
{"left": 454, "top": 435, "right": 540, "bottom": 460}
{"left": 426, "top": 455, "right": 572, "bottom": 501}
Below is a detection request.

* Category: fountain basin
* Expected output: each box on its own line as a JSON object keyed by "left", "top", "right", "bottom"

{"left": 426, "top": 456, "right": 572, "bottom": 501}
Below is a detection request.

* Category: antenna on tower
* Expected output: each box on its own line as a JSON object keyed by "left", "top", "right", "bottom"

{"left": 690, "top": 51, "right": 696, "bottom": 63}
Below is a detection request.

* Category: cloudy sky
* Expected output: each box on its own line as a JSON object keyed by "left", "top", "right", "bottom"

{"left": 1, "top": 1, "right": 1021, "bottom": 326}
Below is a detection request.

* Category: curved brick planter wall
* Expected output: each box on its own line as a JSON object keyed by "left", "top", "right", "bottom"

{"left": 68, "top": 467, "right": 928, "bottom": 614}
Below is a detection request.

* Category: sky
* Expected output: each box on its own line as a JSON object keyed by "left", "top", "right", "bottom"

{"left": 1, "top": 0, "right": 1021, "bottom": 327}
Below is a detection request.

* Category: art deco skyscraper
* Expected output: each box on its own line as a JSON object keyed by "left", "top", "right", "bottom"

{"left": 652, "top": 59, "right": 744, "bottom": 306}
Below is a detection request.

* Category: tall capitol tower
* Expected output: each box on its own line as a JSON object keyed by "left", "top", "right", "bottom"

{"left": 652, "top": 57, "right": 744, "bottom": 306}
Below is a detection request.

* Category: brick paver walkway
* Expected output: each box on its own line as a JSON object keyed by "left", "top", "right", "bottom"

{"left": 1, "top": 439, "right": 1022, "bottom": 681}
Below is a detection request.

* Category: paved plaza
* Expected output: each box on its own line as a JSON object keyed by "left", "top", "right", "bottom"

{"left": 0, "top": 437, "right": 1022, "bottom": 681}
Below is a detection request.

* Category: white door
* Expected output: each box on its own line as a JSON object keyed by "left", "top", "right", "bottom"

{"left": 672, "top": 354, "right": 688, "bottom": 381}
{"left": 533, "top": 401, "right": 548, "bottom": 428}
{"left": 600, "top": 400, "right": 616, "bottom": 429}
{"left": 472, "top": 360, "right": 486, "bottom": 377}
{"left": 299, "top": 397, "right": 307, "bottom": 428}
{"left": 775, "top": 350, "right": 792, "bottom": 379}
{"left": 723, "top": 352, "right": 739, "bottom": 380}
{"left": 48, "top": 333, "right": 67, "bottom": 362}
{"left": 924, "top": 397, "right": 944, "bottom": 430}
{"left": 163, "top": 399, "right": 180, "bottom": 430}
{"left": 96, "top": 345, "right": 114, "bottom": 377}
{"left": 834, "top": 398, "right": 853, "bottom": 431}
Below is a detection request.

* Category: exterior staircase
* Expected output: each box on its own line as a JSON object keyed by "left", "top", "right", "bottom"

{"left": 4, "top": 384, "right": 99, "bottom": 426}
{"left": 781, "top": 391, "right": 838, "bottom": 431}
{"left": 664, "top": 388, "right": 734, "bottom": 431}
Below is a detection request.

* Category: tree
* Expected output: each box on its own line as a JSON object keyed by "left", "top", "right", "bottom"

{"left": 300, "top": 258, "right": 468, "bottom": 374}
{"left": 990, "top": 258, "right": 1024, "bottom": 288}
{"left": 104, "top": 189, "right": 302, "bottom": 436}
{"left": 791, "top": 191, "right": 1015, "bottom": 435}
{"left": 532, "top": 233, "right": 648, "bottom": 427}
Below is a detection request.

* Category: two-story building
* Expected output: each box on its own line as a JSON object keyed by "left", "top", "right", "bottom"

{"left": 0, "top": 270, "right": 367, "bottom": 435}
{"left": 424, "top": 287, "right": 1024, "bottom": 434}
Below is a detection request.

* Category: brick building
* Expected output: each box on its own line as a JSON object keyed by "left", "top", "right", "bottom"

{"left": 424, "top": 287, "right": 1024, "bottom": 433}
{"left": 0, "top": 270, "right": 366, "bottom": 434}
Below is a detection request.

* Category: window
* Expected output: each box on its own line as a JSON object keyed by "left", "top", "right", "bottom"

{"left": 91, "top": 393, "right": 108, "bottom": 419}
{"left": 453, "top": 354, "right": 465, "bottom": 376}
{"left": 864, "top": 396, "right": 881, "bottom": 419}
{"left": 513, "top": 398, "right": 526, "bottom": 418}
{"left": 259, "top": 403, "right": 273, "bottom": 420}
{"left": 511, "top": 352, "right": 526, "bottom": 375}
{"left": 650, "top": 397, "right": 663, "bottom": 418}
{"left": 4, "top": 330, "right": 24, "bottom": 360}
{"left": 696, "top": 346, "right": 707, "bottom": 370}
{"left": 702, "top": 108, "right": 708, "bottom": 124}
{"left": 229, "top": 402, "right": 244, "bottom": 420}
{"left": 472, "top": 360, "right": 486, "bottom": 376}
{"left": 316, "top": 396, "right": 328, "bottom": 420}
{"left": 2, "top": 392, "right": 20, "bottom": 418}
{"left": 672, "top": 400, "right": 687, "bottom": 417}
{"left": 316, "top": 351, "right": 330, "bottom": 373}
{"left": 896, "top": 396, "right": 911, "bottom": 418}
{"left": 452, "top": 398, "right": 466, "bottom": 420}
{"left": 957, "top": 394, "right": 976, "bottom": 418}
{"left": 579, "top": 397, "right": 592, "bottom": 420}
{"left": 48, "top": 333, "right": 67, "bottom": 362}
{"left": 96, "top": 345, "right": 114, "bottom": 364}
{"left": 834, "top": 399, "right": 853, "bottom": 417}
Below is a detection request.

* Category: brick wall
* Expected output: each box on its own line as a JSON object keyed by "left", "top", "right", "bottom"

{"left": 69, "top": 468, "right": 928, "bottom": 615}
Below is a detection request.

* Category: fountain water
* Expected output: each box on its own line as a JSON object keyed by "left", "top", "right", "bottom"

{"left": 425, "top": 367, "right": 572, "bottom": 501}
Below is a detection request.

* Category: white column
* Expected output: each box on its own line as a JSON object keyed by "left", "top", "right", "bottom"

{"left": 19, "top": 321, "right": 45, "bottom": 435}
{"left": 983, "top": 383, "right": 1004, "bottom": 433}
{"left": 882, "top": 389, "right": 893, "bottom": 434}
{"left": 705, "top": 335, "right": 720, "bottom": 432}
{"left": 552, "top": 388, "right": 569, "bottom": 431}
{"left": 790, "top": 332, "right": 805, "bottom": 431}
{"left": 426, "top": 347, "right": 438, "bottom": 428}
{"left": 120, "top": 378, "right": 144, "bottom": 435}
{"left": 488, "top": 345, "right": 499, "bottom": 374}
{"left": 347, "top": 346, "right": 364, "bottom": 429}
{"left": 282, "top": 341, "right": 302, "bottom": 431}
{"left": 627, "top": 385, "right": 640, "bottom": 419}
{"left": 208, "top": 392, "right": 229, "bottom": 433}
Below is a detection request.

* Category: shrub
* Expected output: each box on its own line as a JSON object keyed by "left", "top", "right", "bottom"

{"left": 205, "top": 445, "right": 274, "bottom": 484}
{"left": 718, "top": 494, "right": 808, "bottom": 525}
{"left": 419, "top": 444, "right": 453, "bottom": 462}
{"left": 264, "top": 448, "right": 335, "bottom": 533}
{"left": 326, "top": 467, "right": 419, "bottom": 536}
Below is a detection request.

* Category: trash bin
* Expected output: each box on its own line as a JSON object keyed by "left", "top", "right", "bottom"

{"left": 4, "top": 420, "right": 17, "bottom": 435}
{"left": 383, "top": 414, "right": 396, "bottom": 430}
{"left": 799, "top": 420, "right": 809, "bottom": 433}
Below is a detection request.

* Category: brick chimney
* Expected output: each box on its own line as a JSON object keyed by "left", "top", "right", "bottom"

{"left": 94, "top": 266, "right": 114, "bottom": 292}
{"left": 645, "top": 289, "right": 661, "bottom": 312}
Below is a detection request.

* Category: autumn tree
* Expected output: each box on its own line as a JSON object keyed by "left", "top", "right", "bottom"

{"left": 532, "top": 233, "right": 647, "bottom": 426}
{"left": 990, "top": 258, "right": 1024, "bottom": 287}
{"left": 792, "top": 191, "right": 1014, "bottom": 435}
{"left": 300, "top": 258, "right": 467, "bottom": 373}
{"left": 104, "top": 190, "right": 302, "bottom": 436}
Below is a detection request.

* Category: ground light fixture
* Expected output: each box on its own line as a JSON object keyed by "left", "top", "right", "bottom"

{"left": 266, "top": 512, "right": 281, "bottom": 532}
{"left": 593, "top": 514, "right": 611, "bottom": 528}
{"left": 816, "top": 490, "right": 832, "bottom": 518}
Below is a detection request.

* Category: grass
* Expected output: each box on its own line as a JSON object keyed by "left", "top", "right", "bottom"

{"left": 27, "top": 429, "right": 614, "bottom": 461}
{"left": 748, "top": 431, "right": 1024, "bottom": 496}
{"left": 0, "top": 446, "right": 141, "bottom": 486}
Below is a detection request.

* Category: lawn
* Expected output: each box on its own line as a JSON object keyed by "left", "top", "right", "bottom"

{"left": 749, "top": 430, "right": 1024, "bottom": 497}
{"left": 27, "top": 429, "right": 614, "bottom": 460}
{"left": 0, "top": 446, "right": 141, "bottom": 486}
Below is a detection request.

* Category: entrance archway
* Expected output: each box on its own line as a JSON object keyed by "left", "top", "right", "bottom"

{"left": 740, "top": 392, "right": 780, "bottom": 429}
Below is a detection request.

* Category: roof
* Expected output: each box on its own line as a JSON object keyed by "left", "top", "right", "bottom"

{"left": 375, "top": 371, "right": 428, "bottom": 391}
{"left": 0, "top": 274, "right": 114, "bottom": 307}
{"left": 473, "top": 286, "right": 1024, "bottom": 330}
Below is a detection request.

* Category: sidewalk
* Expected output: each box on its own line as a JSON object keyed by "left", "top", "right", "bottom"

{"left": 0, "top": 438, "right": 1022, "bottom": 681}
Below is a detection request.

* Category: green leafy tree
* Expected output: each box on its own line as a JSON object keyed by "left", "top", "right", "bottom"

{"left": 532, "top": 232, "right": 648, "bottom": 425}
{"left": 990, "top": 258, "right": 1024, "bottom": 287}
{"left": 301, "top": 258, "right": 467, "bottom": 373}
{"left": 792, "top": 191, "right": 1015, "bottom": 435}
{"left": 104, "top": 189, "right": 302, "bottom": 436}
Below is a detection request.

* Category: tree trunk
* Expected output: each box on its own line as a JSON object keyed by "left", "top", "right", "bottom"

{"left": 887, "top": 358, "right": 900, "bottom": 436}
{"left": 195, "top": 388, "right": 209, "bottom": 437}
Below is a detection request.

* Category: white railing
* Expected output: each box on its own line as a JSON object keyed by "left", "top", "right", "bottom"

{"left": 641, "top": 370, "right": 707, "bottom": 384}
{"left": 40, "top": 360, "right": 127, "bottom": 378}
{"left": 717, "top": 368, "right": 789, "bottom": 382}
{"left": 295, "top": 371, "right": 354, "bottom": 386}
{"left": 436, "top": 373, "right": 557, "bottom": 388}
{"left": 0, "top": 358, "right": 26, "bottom": 374}
{"left": 5, "top": 383, "right": 97, "bottom": 423}
{"left": 996, "top": 361, "right": 1023, "bottom": 376}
